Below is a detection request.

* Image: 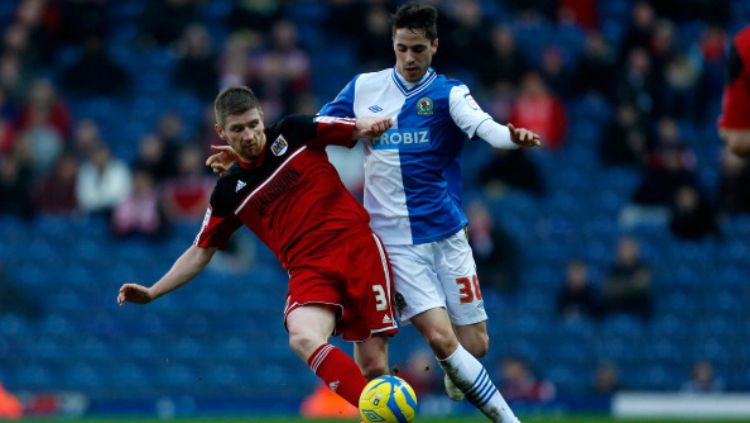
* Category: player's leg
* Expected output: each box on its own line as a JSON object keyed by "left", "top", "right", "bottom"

{"left": 454, "top": 321, "right": 490, "bottom": 358}
{"left": 347, "top": 233, "right": 398, "bottom": 380}
{"left": 286, "top": 304, "right": 368, "bottom": 407}
{"left": 444, "top": 321, "right": 489, "bottom": 401}
{"left": 433, "top": 231, "right": 520, "bottom": 423}
{"left": 354, "top": 335, "right": 389, "bottom": 379}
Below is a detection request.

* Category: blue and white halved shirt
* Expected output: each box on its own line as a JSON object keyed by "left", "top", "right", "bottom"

{"left": 320, "top": 67, "right": 492, "bottom": 245}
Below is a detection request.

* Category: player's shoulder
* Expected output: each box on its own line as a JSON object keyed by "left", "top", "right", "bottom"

{"left": 210, "top": 166, "right": 244, "bottom": 214}
{"left": 356, "top": 68, "right": 393, "bottom": 85}
{"left": 267, "top": 114, "right": 317, "bottom": 148}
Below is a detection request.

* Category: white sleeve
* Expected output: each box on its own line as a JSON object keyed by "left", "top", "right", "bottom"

{"left": 449, "top": 85, "right": 516, "bottom": 149}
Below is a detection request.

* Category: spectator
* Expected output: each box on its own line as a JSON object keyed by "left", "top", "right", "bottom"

{"left": 682, "top": 360, "right": 725, "bottom": 393}
{"left": 576, "top": 31, "right": 616, "bottom": 97}
{"left": 467, "top": 201, "right": 521, "bottom": 292}
{"left": 620, "top": 1, "right": 656, "bottom": 57}
{"left": 228, "top": 0, "right": 284, "bottom": 34}
{"left": 16, "top": 106, "right": 63, "bottom": 176}
{"left": 76, "top": 143, "right": 131, "bottom": 216}
{"left": 62, "top": 35, "right": 130, "bottom": 96}
{"left": 439, "top": 0, "right": 493, "bottom": 73}
{"left": 112, "top": 168, "right": 167, "bottom": 239}
{"left": 592, "top": 361, "right": 621, "bottom": 396}
{"left": 599, "top": 102, "right": 647, "bottom": 167}
{"left": 0, "top": 115, "right": 16, "bottom": 154}
{"left": 252, "top": 20, "right": 311, "bottom": 120}
{"left": 72, "top": 118, "right": 102, "bottom": 161}
{"left": 624, "top": 136, "right": 698, "bottom": 228}
{"left": 717, "top": 150, "right": 750, "bottom": 214}
{"left": 498, "top": 356, "right": 556, "bottom": 402}
{"left": 0, "top": 155, "right": 33, "bottom": 218}
{"left": 601, "top": 236, "right": 652, "bottom": 320}
{"left": 0, "top": 54, "right": 27, "bottom": 102}
{"left": 659, "top": 55, "right": 699, "bottom": 120}
{"left": 558, "top": 0, "right": 598, "bottom": 30}
{"left": 19, "top": 78, "right": 70, "bottom": 141}
{"left": 132, "top": 133, "right": 175, "bottom": 182}
{"left": 479, "top": 25, "right": 527, "bottom": 89}
{"left": 478, "top": 147, "right": 545, "bottom": 198}
{"left": 539, "top": 46, "right": 573, "bottom": 98}
{"left": 556, "top": 260, "right": 600, "bottom": 321}
{"left": 397, "top": 348, "right": 442, "bottom": 398}
{"left": 33, "top": 153, "right": 78, "bottom": 214}
{"left": 669, "top": 185, "right": 721, "bottom": 241}
{"left": 510, "top": 72, "right": 567, "bottom": 149}
{"left": 139, "top": 0, "right": 198, "bottom": 47}
{"left": 615, "top": 48, "right": 656, "bottom": 119}
{"left": 155, "top": 111, "right": 187, "bottom": 147}
{"left": 356, "top": 6, "right": 393, "bottom": 70}
{"left": 161, "top": 144, "right": 213, "bottom": 221}
{"left": 219, "top": 32, "right": 263, "bottom": 89}
{"left": 173, "top": 24, "right": 218, "bottom": 100}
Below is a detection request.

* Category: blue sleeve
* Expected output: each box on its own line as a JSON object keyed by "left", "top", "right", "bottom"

{"left": 319, "top": 75, "right": 359, "bottom": 117}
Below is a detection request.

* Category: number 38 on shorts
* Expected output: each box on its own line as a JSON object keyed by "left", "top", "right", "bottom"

{"left": 455, "top": 275, "right": 482, "bottom": 304}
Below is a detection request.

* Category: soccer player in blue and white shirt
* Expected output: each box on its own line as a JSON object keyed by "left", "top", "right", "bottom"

{"left": 319, "top": 4, "right": 539, "bottom": 422}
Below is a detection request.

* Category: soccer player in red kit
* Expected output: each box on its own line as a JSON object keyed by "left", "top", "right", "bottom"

{"left": 719, "top": 25, "right": 750, "bottom": 157}
{"left": 117, "top": 86, "right": 397, "bottom": 408}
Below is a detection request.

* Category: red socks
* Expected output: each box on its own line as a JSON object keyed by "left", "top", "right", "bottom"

{"left": 307, "top": 343, "right": 368, "bottom": 407}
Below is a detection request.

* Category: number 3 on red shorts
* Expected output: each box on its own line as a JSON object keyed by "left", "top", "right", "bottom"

{"left": 456, "top": 275, "right": 482, "bottom": 304}
{"left": 372, "top": 284, "right": 387, "bottom": 311}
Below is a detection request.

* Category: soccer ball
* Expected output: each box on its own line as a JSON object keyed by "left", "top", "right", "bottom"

{"left": 359, "top": 375, "right": 418, "bottom": 423}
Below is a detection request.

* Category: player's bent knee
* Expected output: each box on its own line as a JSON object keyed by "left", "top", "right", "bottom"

{"left": 424, "top": 329, "right": 459, "bottom": 359}
{"left": 464, "top": 333, "right": 490, "bottom": 358}
{"left": 288, "top": 329, "right": 324, "bottom": 359}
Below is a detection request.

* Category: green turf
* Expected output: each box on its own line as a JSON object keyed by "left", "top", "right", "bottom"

{"left": 18, "top": 417, "right": 750, "bottom": 423}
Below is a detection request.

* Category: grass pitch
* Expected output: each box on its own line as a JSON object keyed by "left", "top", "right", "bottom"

{"left": 18, "top": 417, "right": 750, "bottom": 423}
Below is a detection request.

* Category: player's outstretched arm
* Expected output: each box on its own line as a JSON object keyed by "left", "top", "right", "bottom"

{"left": 507, "top": 123, "right": 542, "bottom": 148}
{"left": 117, "top": 245, "right": 217, "bottom": 306}
{"left": 354, "top": 117, "right": 392, "bottom": 139}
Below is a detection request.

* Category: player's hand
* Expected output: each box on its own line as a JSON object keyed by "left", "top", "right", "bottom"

{"left": 117, "top": 283, "right": 155, "bottom": 306}
{"left": 205, "top": 145, "right": 238, "bottom": 176}
{"left": 357, "top": 117, "right": 392, "bottom": 139}
{"left": 508, "top": 123, "right": 542, "bottom": 148}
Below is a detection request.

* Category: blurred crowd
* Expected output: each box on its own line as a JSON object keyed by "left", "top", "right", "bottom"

{"left": 0, "top": 0, "right": 746, "bottom": 403}
{"left": 1, "top": 0, "right": 748, "bottom": 233}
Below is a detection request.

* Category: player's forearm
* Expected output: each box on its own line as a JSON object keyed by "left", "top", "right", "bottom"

{"left": 476, "top": 120, "right": 517, "bottom": 149}
{"left": 149, "top": 245, "right": 216, "bottom": 299}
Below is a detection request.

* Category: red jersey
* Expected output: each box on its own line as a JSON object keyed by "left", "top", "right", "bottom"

{"left": 195, "top": 114, "right": 370, "bottom": 270}
{"left": 719, "top": 25, "right": 750, "bottom": 129}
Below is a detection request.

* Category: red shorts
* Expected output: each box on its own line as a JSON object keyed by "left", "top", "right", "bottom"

{"left": 283, "top": 232, "right": 398, "bottom": 341}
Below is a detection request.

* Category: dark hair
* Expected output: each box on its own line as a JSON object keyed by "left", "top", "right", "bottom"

{"left": 214, "top": 86, "right": 261, "bottom": 127}
{"left": 392, "top": 2, "right": 438, "bottom": 41}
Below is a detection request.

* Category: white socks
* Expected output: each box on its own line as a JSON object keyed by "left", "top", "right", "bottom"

{"left": 439, "top": 344, "right": 520, "bottom": 423}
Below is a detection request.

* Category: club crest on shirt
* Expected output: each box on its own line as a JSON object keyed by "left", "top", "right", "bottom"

{"left": 271, "top": 134, "right": 288, "bottom": 156}
{"left": 416, "top": 96, "right": 434, "bottom": 116}
{"left": 464, "top": 93, "right": 480, "bottom": 110}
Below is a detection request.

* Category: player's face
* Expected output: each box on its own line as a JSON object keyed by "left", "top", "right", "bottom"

{"left": 216, "top": 108, "right": 266, "bottom": 162}
{"left": 393, "top": 28, "right": 437, "bottom": 82}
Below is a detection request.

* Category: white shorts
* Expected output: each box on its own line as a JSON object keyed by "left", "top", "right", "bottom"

{"left": 387, "top": 229, "right": 488, "bottom": 326}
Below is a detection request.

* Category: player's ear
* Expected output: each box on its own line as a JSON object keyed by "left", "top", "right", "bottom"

{"left": 214, "top": 123, "right": 225, "bottom": 141}
{"left": 432, "top": 37, "right": 439, "bottom": 55}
